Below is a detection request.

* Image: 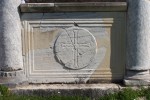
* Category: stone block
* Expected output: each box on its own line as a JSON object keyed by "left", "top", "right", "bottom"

{"left": 21, "top": 12, "right": 126, "bottom": 83}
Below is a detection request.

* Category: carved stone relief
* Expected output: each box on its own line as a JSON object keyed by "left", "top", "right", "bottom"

{"left": 54, "top": 27, "right": 97, "bottom": 69}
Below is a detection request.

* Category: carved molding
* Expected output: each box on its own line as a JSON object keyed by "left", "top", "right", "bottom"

{"left": 20, "top": 2, "right": 127, "bottom": 12}
{"left": 26, "top": 0, "right": 126, "bottom": 3}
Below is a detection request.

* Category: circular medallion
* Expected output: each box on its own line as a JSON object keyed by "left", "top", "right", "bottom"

{"left": 55, "top": 27, "right": 97, "bottom": 69}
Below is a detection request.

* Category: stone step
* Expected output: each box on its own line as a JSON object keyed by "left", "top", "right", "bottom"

{"left": 10, "top": 84, "right": 121, "bottom": 99}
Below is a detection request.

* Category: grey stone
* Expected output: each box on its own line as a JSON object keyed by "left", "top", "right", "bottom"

{"left": 21, "top": 0, "right": 26, "bottom": 4}
{"left": 0, "top": 0, "right": 27, "bottom": 86}
{"left": 20, "top": 2, "right": 127, "bottom": 13}
{"left": 125, "top": 0, "right": 150, "bottom": 85}
{"left": 10, "top": 84, "right": 120, "bottom": 100}
{"left": 55, "top": 27, "right": 97, "bottom": 70}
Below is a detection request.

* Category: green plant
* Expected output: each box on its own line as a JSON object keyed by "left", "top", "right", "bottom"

{"left": 142, "top": 87, "right": 150, "bottom": 100}
{"left": 0, "top": 85, "right": 10, "bottom": 96}
{"left": 99, "top": 88, "right": 143, "bottom": 100}
{"left": 0, "top": 95, "right": 90, "bottom": 100}
{"left": 99, "top": 93, "right": 118, "bottom": 100}
{"left": 117, "top": 88, "right": 139, "bottom": 100}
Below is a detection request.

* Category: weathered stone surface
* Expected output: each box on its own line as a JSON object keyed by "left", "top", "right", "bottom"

{"left": 21, "top": 0, "right": 26, "bottom": 4}
{"left": 22, "top": 12, "right": 126, "bottom": 83}
{"left": 126, "top": 0, "right": 150, "bottom": 70}
{"left": 26, "top": 0, "right": 126, "bottom": 3}
{"left": 10, "top": 84, "right": 120, "bottom": 100}
{"left": 0, "top": 0, "right": 22, "bottom": 71}
{"left": 0, "top": 0, "right": 26, "bottom": 86}
{"left": 55, "top": 27, "right": 97, "bottom": 69}
{"left": 125, "top": 0, "right": 150, "bottom": 85}
{"left": 20, "top": 2, "right": 127, "bottom": 12}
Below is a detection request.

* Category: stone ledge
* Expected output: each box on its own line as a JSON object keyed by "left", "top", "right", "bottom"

{"left": 26, "top": 0, "right": 126, "bottom": 3}
{"left": 11, "top": 84, "right": 121, "bottom": 89}
{"left": 20, "top": 2, "right": 127, "bottom": 12}
{"left": 10, "top": 84, "right": 122, "bottom": 99}
{"left": 124, "top": 79, "right": 150, "bottom": 86}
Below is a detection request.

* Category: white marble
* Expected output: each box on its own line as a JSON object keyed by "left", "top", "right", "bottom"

{"left": 0, "top": 0, "right": 26, "bottom": 86}
{"left": 55, "top": 27, "right": 97, "bottom": 70}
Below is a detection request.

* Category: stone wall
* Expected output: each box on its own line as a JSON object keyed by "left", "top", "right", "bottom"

{"left": 1, "top": 0, "right": 150, "bottom": 86}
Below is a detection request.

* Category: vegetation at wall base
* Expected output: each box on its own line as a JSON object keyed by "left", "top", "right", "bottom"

{"left": 0, "top": 95, "right": 91, "bottom": 100}
{"left": 0, "top": 85, "right": 10, "bottom": 96}
{"left": 0, "top": 85, "right": 150, "bottom": 100}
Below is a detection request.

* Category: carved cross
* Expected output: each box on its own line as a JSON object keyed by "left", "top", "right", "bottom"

{"left": 61, "top": 29, "right": 90, "bottom": 69}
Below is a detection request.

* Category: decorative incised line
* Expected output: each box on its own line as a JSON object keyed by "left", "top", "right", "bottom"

{"left": 61, "top": 29, "right": 90, "bottom": 69}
